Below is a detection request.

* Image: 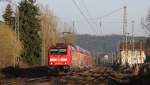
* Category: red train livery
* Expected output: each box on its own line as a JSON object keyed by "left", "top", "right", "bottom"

{"left": 48, "top": 43, "right": 93, "bottom": 72}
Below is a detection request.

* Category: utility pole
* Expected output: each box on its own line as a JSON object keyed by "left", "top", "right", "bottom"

{"left": 123, "top": 6, "right": 128, "bottom": 66}
{"left": 132, "top": 21, "right": 135, "bottom": 51}
{"left": 140, "top": 41, "right": 143, "bottom": 63}
{"left": 122, "top": 6, "right": 127, "bottom": 51}
{"left": 16, "top": 7, "right": 20, "bottom": 41}
{"left": 132, "top": 20, "right": 135, "bottom": 64}
{"left": 73, "top": 21, "right": 75, "bottom": 29}
{"left": 123, "top": 6, "right": 128, "bottom": 52}
{"left": 41, "top": 18, "right": 46, "bottom": 66}
{"left": 99, "top": 19, "right": 106, "bottom": 55}
{"left": 16, "top": 5, "right": 20, "bottom": 67}
{"left": 111, "top": 52, "right": 114, "bottom": 65}
{"left": 99, "top": 20, "right": 103, "bottom": 36}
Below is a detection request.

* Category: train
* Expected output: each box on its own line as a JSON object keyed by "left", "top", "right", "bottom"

{"left": 48, "top": 43, "right": 93, "bottom": 72}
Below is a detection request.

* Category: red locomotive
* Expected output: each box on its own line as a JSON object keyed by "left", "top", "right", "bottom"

{"left": 48, "top": 43, "right": 93, "bottom": 72}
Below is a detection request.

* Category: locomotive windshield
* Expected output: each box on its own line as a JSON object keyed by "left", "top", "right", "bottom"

{"left": 50, "top": 49, "right": 58, "bottom": 54}
{"left": 50, "top": 48, "right": 67, "bottom": 54}
{"left": 59, "top": 49, "right": 67, "bottom": 54}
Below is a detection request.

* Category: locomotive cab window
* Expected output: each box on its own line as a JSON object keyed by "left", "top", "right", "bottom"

{"left": 59, "top": 49, "right": 67, "bottom": 54}
{"left": 50, "top": 48, "right": 67, "bottom": 54}
{"left": 50, "top": 49, "right": 58, "bottom": 54}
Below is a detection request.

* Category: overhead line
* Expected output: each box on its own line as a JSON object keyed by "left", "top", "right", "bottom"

{"left": 89, "top": 7, "right": 123, "bottom": 20}
{"left": 80, "top": 0, "right": 100, "bottom": 35}
{"left": 81, "top": 0, "right": 92, "bottom": 17}
{"left": 73, "top": 7, "right": 123, "bottom": 22}
{"left": 72, "top": 0, "right": 96, "bottom": 33}
{"left": 100, "top": 8, "right": 122, "bottom": 19}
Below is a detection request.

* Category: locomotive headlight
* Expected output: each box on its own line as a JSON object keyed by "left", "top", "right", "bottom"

{"left": 60, "top": 58, "right": 67, "bottom": 61}
{"left": 50, "top": 58, "right": 57, "bottom": 61}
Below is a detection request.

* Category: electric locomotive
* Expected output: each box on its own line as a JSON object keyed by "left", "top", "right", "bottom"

{"left": 48, "top": 43, "right": 92, "bottom": 72}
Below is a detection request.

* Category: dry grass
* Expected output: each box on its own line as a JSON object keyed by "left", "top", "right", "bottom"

{"left": 0, "top": 23, "right": 22, "bottom": 68}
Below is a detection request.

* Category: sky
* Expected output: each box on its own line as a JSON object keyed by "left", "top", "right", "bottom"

{"left": 0, "top": 0, "right": 150, "bottom": 36}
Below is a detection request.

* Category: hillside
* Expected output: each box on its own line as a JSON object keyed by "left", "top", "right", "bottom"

{"left": 75, "top": 34, "right": 146, "bottom": 53}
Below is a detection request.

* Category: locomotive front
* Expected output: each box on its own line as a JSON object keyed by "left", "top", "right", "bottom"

{"left": 48, "top": 44, "right": 71, "bottom": 72}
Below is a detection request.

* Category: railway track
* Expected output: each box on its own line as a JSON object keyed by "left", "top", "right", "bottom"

{"left": 52, "top": 66, "right": 113, "bottom": 85}
{"left": 0, "top": 67, "right": 95, "bottom": 85}
{"left": 0, "top": 67, "right": 106, "bottom": 85}
{"left": 1, "top": 66, "right": 149, "bottom": 85}
{"left": 0, "top": 77, "right": 50, "bottom": 85}
{"left": 50, "top": 66, "right": 144, "bottom": 85}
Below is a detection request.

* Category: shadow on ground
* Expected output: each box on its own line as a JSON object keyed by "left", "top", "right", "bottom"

{"left": 0, "top": 66, "right": 59, "bottom": 78}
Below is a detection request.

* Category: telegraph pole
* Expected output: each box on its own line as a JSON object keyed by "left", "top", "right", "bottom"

{"left": 42, "top": 18, "right": 46, "bottom": 65}
{"left": 132, "top": 21, "right": 135, "bottom": 51}
{"left": 123, "top": 6, "right": 128, "bottom": 52}
{"left": 122, "top": 6, "right": 128, "bottom": 66}
{"left": 73, "top": 20, "right": 75, "bottom": 29}
{"left": 131, "top": 20, "right": 135, "bottom": 65}
{"left": 16, "top": 7, "right": 20, "bottom": 66}
{"left": 99, "top": 20, "right": 103, "bottom": 36}
{"left": 17, "top": 7, "right": 20, "bottom": 41}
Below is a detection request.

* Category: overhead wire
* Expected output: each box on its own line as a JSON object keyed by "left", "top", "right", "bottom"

{"left": 64, "top": 0, "right": 123, "bottom": 35}
{"left": 80, "top": 0, "right": 91, "bottom": 17}
{"left": 72, "top": 4, "right": 122, "bottom": 35}
{"left": 96, "top": 7, "right": 122, "bottom": 36}
{"left": 72, "top": 0, "right": 97, "bottom": 34}
{"left": 80, "top": 0, "right": 100, "bottom": 35}
{"left": 87, "top": 7, "right": 123, "bottom": 21}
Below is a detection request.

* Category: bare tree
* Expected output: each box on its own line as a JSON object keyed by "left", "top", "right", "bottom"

{"left": 40, "top": 6, "right": 60, "bottom": 65}
{"left": 39, "top": 5, "right": 76, "bottom": 65}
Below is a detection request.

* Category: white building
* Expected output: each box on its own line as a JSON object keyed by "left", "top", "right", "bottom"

{"left": 118, "top": 41, "right": 146, "bottom": 66}
{"left": 120, "top": 50, "right": 146, "bottom": 66}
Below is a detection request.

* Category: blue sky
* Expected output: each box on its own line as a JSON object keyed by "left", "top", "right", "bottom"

{"left": 0, "top": 0, "right": 150, "bottom": 36}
